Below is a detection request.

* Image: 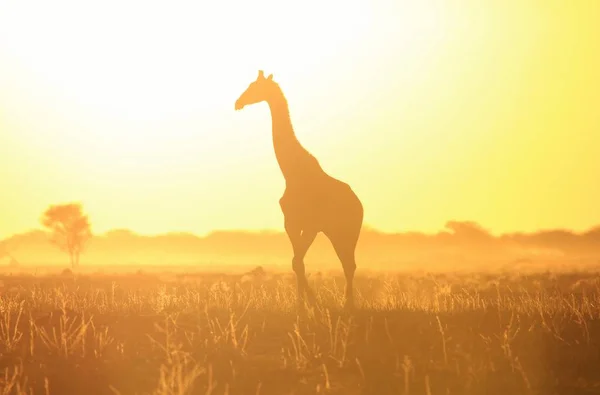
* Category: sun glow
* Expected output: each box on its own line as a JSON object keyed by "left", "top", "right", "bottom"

{"left": 0, "top": 0, "right": 376, "bottom": 119}
{"left": 0, "top": 0, "right": 450, "bottom": 122}
{"left": 0, "top": 0, "right": 387, "bottom": 184}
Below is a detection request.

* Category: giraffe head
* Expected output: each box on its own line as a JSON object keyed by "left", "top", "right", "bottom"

{"left": 235, "top": 70, "right": 276, "bottom": 111}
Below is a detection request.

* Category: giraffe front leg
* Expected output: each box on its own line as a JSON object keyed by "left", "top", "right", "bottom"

{"left": 284, "top": 220, "right": 318, "bottom": 309}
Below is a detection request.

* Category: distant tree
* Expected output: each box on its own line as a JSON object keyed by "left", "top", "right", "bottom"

{"left": 40, "top": 202, "right": 92, "bottom": 268}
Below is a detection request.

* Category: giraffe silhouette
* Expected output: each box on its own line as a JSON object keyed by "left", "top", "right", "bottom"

{"left": 235, "top": 70, "right": 364, "bottom": 309}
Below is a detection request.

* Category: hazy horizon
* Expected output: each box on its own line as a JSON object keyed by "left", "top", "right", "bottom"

{"left": 4, "top": 218, "right": 600, "bottom": 240}
{"left": 3, "top": 219, "right": 600, "bottom": 273}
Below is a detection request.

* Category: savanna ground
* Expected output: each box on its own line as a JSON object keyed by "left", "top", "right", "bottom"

{"left": 1, "top": 266, "right": 600, "bottom": 395}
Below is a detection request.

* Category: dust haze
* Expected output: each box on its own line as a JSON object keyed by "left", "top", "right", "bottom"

{"left": 2, "top": 221, "right": 599, "bottom": 273}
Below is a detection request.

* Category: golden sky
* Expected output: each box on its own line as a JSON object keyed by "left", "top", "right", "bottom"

{"left": 0, "top": 0, "right": 598, "bottom": 238}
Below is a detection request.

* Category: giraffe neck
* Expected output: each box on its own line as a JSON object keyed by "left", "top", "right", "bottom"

{"left": 267, "top": 89, "right": 323, "bottom": 184}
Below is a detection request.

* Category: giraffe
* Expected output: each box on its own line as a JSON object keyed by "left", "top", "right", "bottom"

{"left": 235, "top": 70, "right": 364, "bottom": 309}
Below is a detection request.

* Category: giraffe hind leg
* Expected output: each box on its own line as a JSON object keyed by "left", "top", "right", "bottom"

{"left": 328, "top": 229, "right": 360, "bottom": 310}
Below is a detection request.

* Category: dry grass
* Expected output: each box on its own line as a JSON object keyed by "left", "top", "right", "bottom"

{"left": 0, "top": 268, "right": 600, "bottom": 394}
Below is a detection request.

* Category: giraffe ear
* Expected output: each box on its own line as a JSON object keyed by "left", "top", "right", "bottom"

{"left": 258, "top": 70, "right": 264, "bottom": 79}
{"left": 267, "top": 74, "right": 273, "bottom": 80}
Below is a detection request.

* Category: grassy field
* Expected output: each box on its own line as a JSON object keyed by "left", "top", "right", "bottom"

{"left": 0, "top": 267, "right": 599, "bottom": 395}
